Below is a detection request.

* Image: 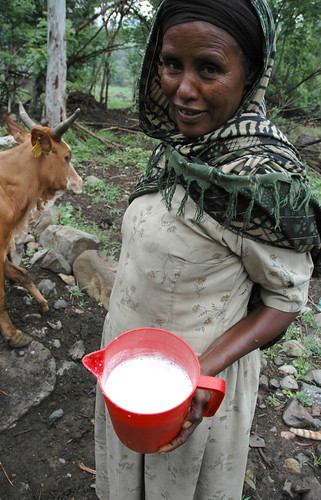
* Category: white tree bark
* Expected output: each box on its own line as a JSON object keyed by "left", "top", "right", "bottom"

{"left": 43, "top": 0, "right": 66, "bottom": 126}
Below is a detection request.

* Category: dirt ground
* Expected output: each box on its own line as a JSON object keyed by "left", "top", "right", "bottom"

{"left": 0, "top": 94, "right": 321, "bottom": 500}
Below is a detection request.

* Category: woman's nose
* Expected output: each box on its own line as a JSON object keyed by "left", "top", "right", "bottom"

{"left": 176, "top": 71, "right": 199, "bottom": 100}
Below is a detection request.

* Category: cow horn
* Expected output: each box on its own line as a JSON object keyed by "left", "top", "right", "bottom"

{"left": 19, "top": 101, "right": 37, "bottom": 129}
{"left": 50, "top": 108, "right": 81, "bottom": 141}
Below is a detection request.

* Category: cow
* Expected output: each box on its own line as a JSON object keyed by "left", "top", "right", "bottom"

{"left": 0, "top": 103, "right": 83, "bottom": 348}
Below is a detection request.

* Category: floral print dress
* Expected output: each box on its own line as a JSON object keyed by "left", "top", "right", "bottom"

{"left": 95, "top": 186, "right": 312, "bottom": 500}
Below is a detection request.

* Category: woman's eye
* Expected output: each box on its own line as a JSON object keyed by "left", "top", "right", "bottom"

{"left": 201, "top": 63, "right": 220, "bottom": 75}
{"left": 163, "top": 58, "right": 181, "bottom": 72}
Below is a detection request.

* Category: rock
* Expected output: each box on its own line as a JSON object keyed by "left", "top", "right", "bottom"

{"left": 279, "top": 364, "right": 298, "bottom": 376}
{"left": 58, "top": 273, "right": 76, "bottom": 286}
{"left": 282, "top": 340, "right": 307, "bottom": 357}
{"left": 73, "top": 250, "right": 118, "bottom": 310}
{"left": 249, "top": 434, "right": 266, "bottom": 448}
{"left": 259, "top": 374, "right": 269, "bottom": 391}
{"left": 53, "top": 299, "right": 68, "bottom": 310}
{"left": 281, "top": 431, "right": 295, "bottom": 440}
{"left": 26, "top": 241, "right": 39, "bottom": 253}
{"left": 301, "top": 477, "right": 321, "bottom": 499}
{"left": 315, "top": 313, "right": 321, "bottom": 329}
{"left": 283, "top": 398, "right": 315, "bottom": 428}
{"left": 0, "top": 134, "right": 17, "bottom": 146}
{"left": 274, "top": 356, "right": 284, "bottom": 366}
{"left": 51, "top": 339, "right": 61, "bottom": 348}
{"left": 39, "top": 225, "right": 100, "bottom": 266}
{"left": 56, "top": 361, "right": 77, "bottom": 376}
{"left": 305, "top": 369, "right": 321, "bottom": 387}
{"left": 49, "top": 408, "right": 64, "bottom": 421}
{"left": 40, "top": 249, "right": 72, "bottom": 274}
{"left": 69, "top": 340, "right": 85, "bottom": 361}
{"left": 269, "top": 378, "right": 280, "bottom": 390}
{"left": 47, "top": 320, "right": 62, "bottom": 331}
{"left": 85, "top": 175, "right": 101, "bottom": 183}
{"left": 280, "top": 376, "right": 299, "bottom": 391}
{"left": 0, "top": 341, "right": 56, "bottom": 432}
{"left": 30, "top": 248, "right": 49, "bottom": 266}
{"left": 301, "top": 382, "right": 321, "bottom": 406}
{"left": 38, "top": 279, "right": 57, "bottom": 298}
{"left": 283, "top": 458, "right": 302, "bottom": 475}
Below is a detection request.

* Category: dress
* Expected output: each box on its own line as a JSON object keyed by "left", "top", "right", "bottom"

{"left": 95, "top": 186, "right": 312, "bottom": 500}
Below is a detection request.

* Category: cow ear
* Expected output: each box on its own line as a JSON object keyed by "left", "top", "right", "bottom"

{"left": 30, "top": 128, "right": 52, "bottom": 157}
{"left": 3, "top": 115, "right": 28, "bottom": 143}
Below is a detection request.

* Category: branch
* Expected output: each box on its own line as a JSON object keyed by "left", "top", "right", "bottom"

{"left": 73, "top": 121, "right": 125, "bottom": 150}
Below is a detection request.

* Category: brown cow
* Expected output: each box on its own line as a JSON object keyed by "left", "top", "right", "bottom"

{"left": 0, "top": 103, "right": 83, "bottom": 348}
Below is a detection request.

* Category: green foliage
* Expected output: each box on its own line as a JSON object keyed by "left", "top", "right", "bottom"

{"left": 282, "top": 390, "right": 312, "bottom": 407}
{"left": 268, "top": 0, "right": 321, "bottom": 116}
{"left": 292, "top": 356, "right": 315, "bottom": 380}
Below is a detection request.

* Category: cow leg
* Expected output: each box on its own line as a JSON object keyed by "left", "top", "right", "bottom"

{"left": 4, "top": 259, "right": 49, "bottom": 313}
{"left": 0, "top": 263, "right": 32, "bottom": 348}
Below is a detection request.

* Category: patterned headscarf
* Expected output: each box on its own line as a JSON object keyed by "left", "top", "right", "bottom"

{"left": 131, "top": 0, "right": 321, "bottom": 277}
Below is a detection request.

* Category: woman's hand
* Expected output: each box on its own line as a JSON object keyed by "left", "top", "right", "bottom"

{"left": 157, "top": 388, "right": 210, "bottom": 453}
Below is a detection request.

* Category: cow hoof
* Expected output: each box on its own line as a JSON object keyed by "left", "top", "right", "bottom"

{"left": 9, "top": 331, "right": 33, "bottom": 348}
{"left": 40, "top": 300, "right": 49, "bottom": 313}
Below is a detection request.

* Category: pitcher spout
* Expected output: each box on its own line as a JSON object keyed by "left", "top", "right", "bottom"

{"left": 82, "top": 348, "right": 106, "bottom": 378}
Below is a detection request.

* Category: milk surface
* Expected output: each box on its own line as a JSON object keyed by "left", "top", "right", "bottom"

{"left": 103, "top": 355, "right": 193, "bottom": 413}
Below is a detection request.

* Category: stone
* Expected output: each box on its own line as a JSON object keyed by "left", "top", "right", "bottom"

{"left": 56, "top": 361, "right": 77, "bottom": 376}
{"left": 279, "top": 364, "right": 298, "bottom": 376}
{"left": 301, "top": 382, "right": 321, "bottom": 406}
{"left": 73, "top": 250, "right": 118, "bottom": 310}
{"left": 85, "top": 175, "right": 101, "bottom": 183}
{"left": 274, "top": 356, "right": 284, "bottom": 366}
{"left": 283, "top": 397, "right": 315, "bottom": 428}
{"left": 315, "top": 313, "right": 321, "bottom": 329}
{"left": 305, "top": 369, "right": 321, "bottom": 387}
{"left": 0, "top": 341, "right": 56, "bottom": 432}
{"left": 69, "top": 340, "right": 85, "bottom": 361}
{"left": 30, "top": 248, "right": 49, "bottom": 266}
{"left": 38, "top": 278, "right": 57, "bottom": 298}
{"left": 259, "top": 374, "right": 269, "bottom": 391}
{"left": 280, "top": 376, "right": 299, "bottom": 391}
{"left": 58, "top": 273, "right": 76, "bottom": 286}
{"left": 269, "top": 378, "right": 280, "bottom": 390}
{"left": 281, "top": 431, "right": 295, "bottom": 440}
{"left": 300, "top": 476, "right": 321, "bottom": 499}
{"left": 283, "top": 458, "right": 302, "bottom": 475}
{"left": 40, "top": 249, "right": 72, "bottom": 274}
{"left": 39, "top": 225, "right": 100, "bottom": 266}
{"left": 49, "top": 408, "right": 64, "bottom": 421}
{"left": 282, "top": 340, "right": 307, "bottom": 357}
{"left": 53, "top": 299, "right": 68, "bottom": 310}
{"left": 249, "top": 434, "right": 266, "bottom": 448}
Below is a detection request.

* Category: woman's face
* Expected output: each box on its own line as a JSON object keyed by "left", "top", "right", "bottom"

{"left": 161, "top": 21, "right": 249, "bottom": 138}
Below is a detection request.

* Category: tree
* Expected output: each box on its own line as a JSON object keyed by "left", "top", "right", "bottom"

{"left": 42, "top": 0, "right": 67, "bottom": 125}
{"left": 268, "top": 0, "right": 321, "bottom": 117}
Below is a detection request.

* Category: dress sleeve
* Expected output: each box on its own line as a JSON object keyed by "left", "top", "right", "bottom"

{"left": 222, "top": 228, "right": 314, "bottom": 313}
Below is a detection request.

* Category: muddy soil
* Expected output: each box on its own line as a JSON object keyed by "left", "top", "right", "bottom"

{"left": 0, "top": 94, "right": 321, "bottom": 500}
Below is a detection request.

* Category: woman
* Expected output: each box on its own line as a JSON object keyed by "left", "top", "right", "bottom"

{"left": 95, "top": 0, "right": 321, "bottom": 498}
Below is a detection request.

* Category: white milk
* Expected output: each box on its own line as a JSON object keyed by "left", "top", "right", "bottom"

{"left": 103, "top": 355, "right": 193, "bottom": 414}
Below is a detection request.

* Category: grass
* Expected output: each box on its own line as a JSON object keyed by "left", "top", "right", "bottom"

{"left": 107, "top": 85, "right": 135, "bottom": 109}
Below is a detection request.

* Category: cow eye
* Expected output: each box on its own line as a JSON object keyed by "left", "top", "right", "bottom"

{"left": 65, "top": 155, "right": 71, "bottom": 162}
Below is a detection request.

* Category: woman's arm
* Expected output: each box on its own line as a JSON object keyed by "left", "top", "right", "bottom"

{"left": 158, "top": 305, "right": 298, "bottom": 453}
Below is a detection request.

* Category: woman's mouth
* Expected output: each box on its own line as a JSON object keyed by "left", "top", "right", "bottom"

{"left": 175, "top": 106, "right": 206, "bottom": 121}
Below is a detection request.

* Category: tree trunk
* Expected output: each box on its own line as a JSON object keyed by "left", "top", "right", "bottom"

{"left": 42, "top": 0, "right": 66, "bottom": 126}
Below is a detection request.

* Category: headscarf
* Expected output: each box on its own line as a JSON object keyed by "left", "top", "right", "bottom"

{"left": 130, "top": 0, "right": 321, "bottom": 278}
{"left": 160, "top": 0, "right": 263, "bottom": 72}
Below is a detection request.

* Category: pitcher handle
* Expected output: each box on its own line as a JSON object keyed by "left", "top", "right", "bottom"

{"left": 197, "top": 375, "right": 226, "bottom": 417}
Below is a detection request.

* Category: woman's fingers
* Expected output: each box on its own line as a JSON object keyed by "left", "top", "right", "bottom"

{"left": 157, "top": 389, "right": 209, "bottom": 453}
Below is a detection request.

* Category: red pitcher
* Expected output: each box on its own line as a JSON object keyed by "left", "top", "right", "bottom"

{"left": 82, "top": 327, "right": 225, "bottom": 453}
